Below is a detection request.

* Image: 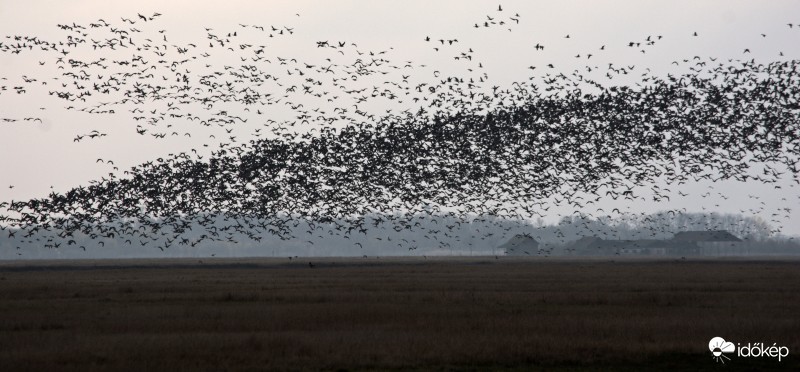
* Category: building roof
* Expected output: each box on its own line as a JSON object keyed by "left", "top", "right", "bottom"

{"left": 569, "top": 236, "right": 604, "bottom": 251}
{"left": 671, "top": 230, "right": 742, "bottom": 242}
{"left": 498, "top": 234, "right": 539, "bottom": 252}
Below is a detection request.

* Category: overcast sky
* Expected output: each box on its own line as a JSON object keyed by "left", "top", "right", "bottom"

{"left": 1, "top": 1, "right": 799, "bottom": 236}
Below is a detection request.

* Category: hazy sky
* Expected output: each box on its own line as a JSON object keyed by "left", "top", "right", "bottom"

{"left": 1, "top": 1, "right": 799, "bottom": 236}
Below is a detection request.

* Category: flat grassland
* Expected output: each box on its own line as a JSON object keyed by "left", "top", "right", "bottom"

{"left": 0, "top": 257, "right": 798, "bottom": 371}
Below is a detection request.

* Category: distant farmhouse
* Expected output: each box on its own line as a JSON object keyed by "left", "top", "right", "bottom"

{"left": 672, "top": 230, "right": 742, "bottom": 255}
{"left": 498, "top": 230, "right": 743, "bottom": 257}
{"left": 498, "top": 234, "right": 540, "bottom": 256}
{"left": 672, "top": 230, "right": 741, "bottom": 242}
{"left": 567, "top": 230, "right": 742, "bottom": 256}
{"left": 569, "top": 236, "right": 691, "bottom": 256}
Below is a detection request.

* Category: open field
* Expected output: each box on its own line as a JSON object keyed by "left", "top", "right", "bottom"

{"left": 0, "top": 256, "right": 798, "bottom": 371}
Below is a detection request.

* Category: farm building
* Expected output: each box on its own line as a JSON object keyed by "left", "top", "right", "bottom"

{"left": 671, "top": 230, "right": 742, "bottom": 242}
{"left": 569, "top": 237, "right": 698, "bottom": 256}
{"left": 498, "top": 235, "right": 540, "bottom": 256}
{"left": 568, "top": 230, "right": 742, "bottom": 256}
{"left": 671, "top": 230, "right": 742, "bottom": 255}
{"left": 616, "top": 239, "right": 697, "bottom": 256}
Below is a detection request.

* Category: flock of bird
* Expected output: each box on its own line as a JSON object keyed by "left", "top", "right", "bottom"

{"left": 0, "top": 6, "right": 799, "bottom": 254}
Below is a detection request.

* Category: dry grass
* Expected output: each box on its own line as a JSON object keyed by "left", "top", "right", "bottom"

{"left": 0, "top": 257, "right": 798, "bottom": 371}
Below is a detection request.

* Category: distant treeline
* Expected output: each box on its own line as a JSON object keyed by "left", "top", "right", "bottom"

{"left": 0, "top": 211, "right": 796, "bottom": 259}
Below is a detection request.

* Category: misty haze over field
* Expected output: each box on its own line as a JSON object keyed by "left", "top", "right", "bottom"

{"left": 2, "top": 211, "right": 797, "bottom": 259}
